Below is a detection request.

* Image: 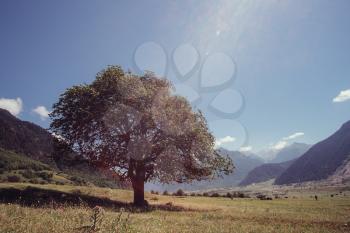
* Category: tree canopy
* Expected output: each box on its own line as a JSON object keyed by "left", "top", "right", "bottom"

{"left": 50, "top": 66, "right": 233, "bottom": 206}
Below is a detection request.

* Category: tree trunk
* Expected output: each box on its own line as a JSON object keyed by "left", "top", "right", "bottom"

{"left": 132, "top": 177, "right": 145, "bottom": 206}
{"left": 131, "top": 168, "right": 146, "bottom": 206}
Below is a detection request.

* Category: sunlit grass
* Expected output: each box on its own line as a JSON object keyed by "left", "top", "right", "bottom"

{"left": 0, "top": 183, "right": 349, "bottom": 233}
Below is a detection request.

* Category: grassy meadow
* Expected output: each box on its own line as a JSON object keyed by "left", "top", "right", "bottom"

{"left": 0, "top": 183, "right": 349, "bottom": 233}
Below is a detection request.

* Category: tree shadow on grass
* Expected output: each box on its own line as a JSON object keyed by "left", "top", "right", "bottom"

{"left": 0, "top": 186, "right": 193, "bottom": 212}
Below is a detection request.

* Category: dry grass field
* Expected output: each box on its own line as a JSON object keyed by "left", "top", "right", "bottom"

{"left": 0, "top": 183, "right": 349, "bottom": 233}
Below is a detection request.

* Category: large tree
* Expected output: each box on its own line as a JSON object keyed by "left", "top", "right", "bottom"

{"left": 50, "top": 66, "right": 233, "bottom": 206}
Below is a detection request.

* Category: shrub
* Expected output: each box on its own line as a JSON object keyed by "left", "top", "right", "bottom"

{"left": 175, "top": 189, "right": 185, "bottom": 196}
{"left": 37, "top": 171, "right": 53, "bottom": 181}
{"left": 190, "top": 193, "right": 196, "bottom": 196}
{"left": 7, "top": 175, "right": 21, "bottom": 182}
{"left": 256, "top": 194, "right": 272, "bottom": 200}
{"left": 70, "top": 176, "right": 86, "bottom": 185}
{"left": 20, "top": 169, "right": 36, "bottom": 179}
{"left": 203, "top": 192, "right": 209, "bottom": 197}
{"left": 238, "top": 192, "right": 245, "bottom": 198}
{"left": 163, "top": 190, "right": 169, "bottom": 196}
{"left": 210, "top": 192, "right": 220, "bottom": 197}
{"left": 29, "top": 178, "right": 40, "bottom": 184}
{"left": 40, "top": 180, "right": 48, "bottom": 185}
{"left": 150, "top": 190, "right": 159, "bottom": 195}
{"left": 226, "top": 192, "right": 233, "bottom": 198}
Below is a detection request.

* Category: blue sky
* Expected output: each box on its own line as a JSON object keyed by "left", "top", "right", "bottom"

{"left": 0, "top": 0, "right": 349, "bottom": 155}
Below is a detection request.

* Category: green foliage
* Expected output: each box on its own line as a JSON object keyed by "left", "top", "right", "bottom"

{"left": 70, "top": 176, "right": 87, "bottom": 186}
{"left": 50, "top": 66, "right": 233, "bottom": 205}
{"left": 162, "top": 190, "right": 169, "bottom": 196}
{"left": 7, "top": 175, "right": 21, "bottom": 182}
{"left": 37, "top": 171, "right": 53, "bottom": 181}
{"left": 0, "top": 148, "right": 51, "bottom": 171}
{"left": 174, "top": 189, "right": 185, "bottom": 196}
{"left": 210, "top": 192, "right": 220, "bottom": 197}
{"left": 0, "top": 148, "right": 89, "bottom": 186}
{"left": 29, "top": 178, "right": 40, "bottom": 184}
{"left": 19, "top": 169, "right": 36, "bottom": 179}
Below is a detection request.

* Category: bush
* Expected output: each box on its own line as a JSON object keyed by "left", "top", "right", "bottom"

{"left": 210, "top": 192, "right": 220, "bottom": 197}
{"left": 20, "top": 169, "right": 36, "bottom": 179}
{"left": 70, "top": 176, "right": 86, "bottom": 185}
{"left": 37, "top": 171, "right": 53, "bottom": 181}
{"left": 203, "top": 192, "right": 209, "bottom": 197}
{"left": 232, "top": 192, "right": 246, "bottom": 198}
{"left": 256, "top": 194, "right": 272, "bottom": 200}
{"left": 226, "top": 192, "right": 233, "bottom": 198}
{"left": 174, "top": 189, "right": 185, "bottom": 196}
{"left": 151, "top": 190, "right": 159, "bottom": 195}
{"left": 40, "top": 180, "right": 48, "bottom": 185}
{"left": 237, "top": 192, "right": 245, "bottom": 198}
{"left": 29, "top": 178, "right": 40, "bottom": 184}
{"left": 163, "top": 190, "right": 169, "bottom": 196}
{"left": 7, "top": 175, "right": 21, "bottom": 182}
{"left": 190, "top": 193, "right": 196, "bottom": 196}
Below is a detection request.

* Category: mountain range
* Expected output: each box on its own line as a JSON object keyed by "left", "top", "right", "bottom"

{"left": 275, "top": 120, "right": 350, "bottom": 185}
{"left": 238, "top": 143, "right": 310, "bottom": 186}
{"left": 239, "top": 159, "right": 295, "bottom": 186}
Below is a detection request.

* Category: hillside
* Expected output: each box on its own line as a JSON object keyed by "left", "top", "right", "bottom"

{"left": 0, "top": 108, "right": 124, "bottom": 188}
{"left": 0, "top": 148, "right": 83, "bottom": 185}
{"left": 275, "top": 120, "right": 350, "bottom": 185}
{"left": 239, "top": 159, "right": 294, "bottom": 186}
{"left": 0, "top": 108, "right": 54, "bottom": 165}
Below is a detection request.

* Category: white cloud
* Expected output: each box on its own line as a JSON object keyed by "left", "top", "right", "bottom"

{"left": 33, "top": 106, "right": 50, "bottom": 120}
{"left": 215, "top": 136, "right": 236, "bottom": 148}
{"left": 0, "top": 97, "right": 23, "bottom": 116}
{"left": 239, "top": 146, "right": 252, "bottom": 152}
{"left": 270, "top": 132, "right": 305, "bottom": 151}
{"left": 271, "top": 140, "right": 288, "bottom": 150}
{"left": 333, "top": 89, "right": 350, "bottom": 103}
{"left": 283, "top": 132, "right": 304, "bottom": 140}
